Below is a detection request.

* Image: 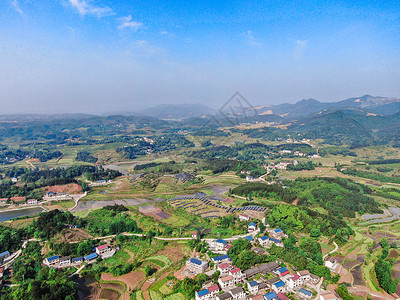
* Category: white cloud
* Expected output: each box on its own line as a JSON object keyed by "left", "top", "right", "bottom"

{"left": 118, "top": 15, "right": 143, "bottom": 30}
{"left": 293, "top": 39, "right": 308, "bottom": 59}
{"left": 296, "top": 40, "right": 308, "bottom": 48}
{"left": 11, "top": 0, "right": 23, "bottom": 14}
{"left": 242, "top": 31, "right": 262, "bottom": 47}
{"left": 68, "top": 0, "right": 113, "bottom": 17}
{"left": 159, "top": 30, "right": 175, "bottom": 38}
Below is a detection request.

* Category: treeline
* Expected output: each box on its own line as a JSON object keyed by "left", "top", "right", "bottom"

{"left": 0, "top": 165, "right": 120, "bottom": 198}
{"left": 188, "top": 142, "right": 316, "bottom": 162}
{"left": 0, "top": 225, "right": 25, "bottom": 253}
{"left": 342, "top": 168, "right": 400, "bottom": 184}
{"left": 0, "top": 181, "right": 44, "bottom": 199}
{"left": 232, "top": 182, "right": 297, "bottom": 203}
{"left": 117, "top": 134, "right": 194, "bottom": 159}
{"left": 293, "top": 177, "right": 380, "bottom": 218}
{"left": 227, "top": 239, "right": 271, "bottom": 270}
{"left": 0, "top": 148, "right": 62, "bottom": 165}
{"left": 76, "top": 151, "right": 97, "bottom": 163}
{"left": 6, "top": 241, "right": 76, "bottom": 300}
{"left": 287, "top": 161, "right": 317, "bottom": 171}
{"left": 84, "top": 205, "right": 142, "bottom": 236}
{"left": 221, "top": 177, "right": 380, "bottom": 218}
{"left": 18, "top": 165, "right": 120, "bottom": 184}
{"left": 375, "top": 239, "right": 399, "bottom": 293}
{"left": 28, "top": 210, "right": 85, "bottom": 239}
{"left": 319, "top": 147, "right": 357, "bottom": 157}
{"left": 368, "top": 158, "right": 400, "bottom": 165}
{"left": 267, "top": 204, "right": 353, "bottom": 243}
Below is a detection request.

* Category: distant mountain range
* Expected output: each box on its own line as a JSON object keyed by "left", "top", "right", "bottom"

{"left": 136, "top": 95, "right": 400, "bottom": 121}
{"left": 136, "top": 103, "right": 215, "bottom": 120}
{"left": 254, "top": 95, "right": 400, "bottom": 119}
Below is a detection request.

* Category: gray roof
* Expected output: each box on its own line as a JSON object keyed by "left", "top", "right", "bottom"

{"left": 59, "top": 256, "right": 71, "bottom": 261}
{"left": 258, "top": 282, "right": 267, "bottom": 290}
{"left": 253, "top": 247, "right": 265, "bottom": 254}
{"left": 244, "top": 262, "right": 280, "bottom": 278}
{"left": 217, "top": 292, "right": 232, "bottom": 300}
{"left": 230, "top": 287, "right": 244, "bottom": 295}
{"left": 265, "top": 277, "right": 281, "bottom": 285}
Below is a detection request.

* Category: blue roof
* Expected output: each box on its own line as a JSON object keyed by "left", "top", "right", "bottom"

{"left": 72, "top": 257, "right": 83, "bottom": 262}
{"left": 273, "top": 281, "right": 285, "bottom": 288}
{"left": 216, "top": 238, "right": 228, "bottom": 245}
{"left": 269, "top": 237, "right": 281, "bottom": 244}
{"left": 299, "top": 288, "right": 312, "bottom": 296}
{"left": 84, "top": 253, "right": 98, "bottom": 260}
{"left": 260, "top": 236, "right": 269, "bottom": 241}
{"left": 264, "top": 292, "right": 278, "bottom": 300}
{"left": 212, "top": 254, "right": 229, "bottom": 261}
{"left": 278, "top": 267, "right": 288, "bottom": 274}
{"left": 248, "top": 280, "right": 259, "bottom": 287}
{"left": 190, "top": 257, "right": 203, "bottom": 266}
{"left": 249, "top": 222, "right": 256, "bottom": 227}
{"left": 243, "top": 236, "right": 254, "bottom": 241}
{"left": 197, "top": 289, "right": 209, "bottom": 297}
{"left": 46, "top": 255, "right": 59, "bottom": 262}
{"left": 274, "top": 228, "right": 283, "bottom": 233}
{"left": 0, "top": 251, "right": 10, "bottom": 257}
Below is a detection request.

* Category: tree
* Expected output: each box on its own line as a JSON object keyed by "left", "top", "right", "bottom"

{"left": 259, "top": 222, "right": 266, "bottom": 233}
{"left": 145, "top": 265, "right": 152, "bottom": 276}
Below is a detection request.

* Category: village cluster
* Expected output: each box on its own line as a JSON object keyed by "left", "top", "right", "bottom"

{"left": 186, "top": 215, "right": 338, "bottom": 300}
{"left": 43, "top": 243, "right": 117, "bottom": 268}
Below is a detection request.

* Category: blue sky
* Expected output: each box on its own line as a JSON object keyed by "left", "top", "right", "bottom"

{"left": 0, "top": 0, "right": 399, "bottom": 114}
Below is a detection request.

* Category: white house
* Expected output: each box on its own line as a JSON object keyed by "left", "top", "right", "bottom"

{"left": 271, "top": 281, "right": 286, "bottom": 293}
{"left": 27, "top": 199, "right": 38, "bottom": 205}
{"left": 324, "top": 257, "right": 338, "bottom": 270}
{"left": 187, "top": 257, "right": 209, "bottom": 274}
{"left": 229, "top": 287, "right": 245, "bottom": 300}
{"left": 248, "top": 222, "right": 257, "bottom": 232}
{"left": 195, "top": 289, "right": 211, "bottom": 300}
{"left": 218, "top": 275, "right": 235, "bottom": 288}
{"left": 212, "top": 239, "right": 228, "bottom": 251}
{"left": 218, "top": 263, "right": 233, "bottom": 275}
{"left": 238, "top": 214, "right": 250, "bottom": 222}
{"left": 286, "top": 273, "right": 302, "bottom": 290}
{"left": 247, "top": 280, "right": 259, "bottom": 294}
{"left": 298, "top": 270, "right": 312, "bottom": 282}
{"left": 229, "top": 268, "right": 244, "bottom": 283}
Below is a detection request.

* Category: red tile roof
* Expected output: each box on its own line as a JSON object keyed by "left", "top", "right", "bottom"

{"left": 281, "top": 270, "right": 290, "bottom": 276}
{"left": 96, "top": 244, "right": 109, "bottom": 250}
{"left": 218, "top": 263, "right": 231, "bottom": 269}
{"left": 230, "top": 268, "right": 242, "bottom": 274}
{"left": 291, "top": 273, "right": 300, "bottom": 281}
{"left": 220, "top": 275, "right": 233, "bottom": 282}
{"left": 207, "top": 284, "right": 219, "bottom": 292}
{"left": 277, "top": 293, "right": 290, "bottom": 300}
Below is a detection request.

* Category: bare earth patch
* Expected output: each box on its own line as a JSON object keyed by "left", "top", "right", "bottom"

{"left": 99, "top": 289, "right": 120, "bottom": 300}
{"left": 338, "top": 267, "right": 352, "bottom": 284}
{"left": 101, "top": 271, "right": 145, "bottom": 293}
{"left": 139, "top": 204, "right": 170, "bottom": 220}
{"left": 44, "top": 183, "right": 82, "bottom": 194}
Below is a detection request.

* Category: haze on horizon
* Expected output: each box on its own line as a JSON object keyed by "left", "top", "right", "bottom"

{"left": 0, "top": 0, "right": 399, "bottom": 114}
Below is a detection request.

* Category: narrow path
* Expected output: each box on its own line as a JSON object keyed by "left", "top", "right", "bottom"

{"left": 323, "top": 241, "right": 339, "bottom": 260}
{"left": 69, "top": 264, "right": 86, "bottom": 278}
{"left": 68, "top": 192, "right": 88, "bottom": 212}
